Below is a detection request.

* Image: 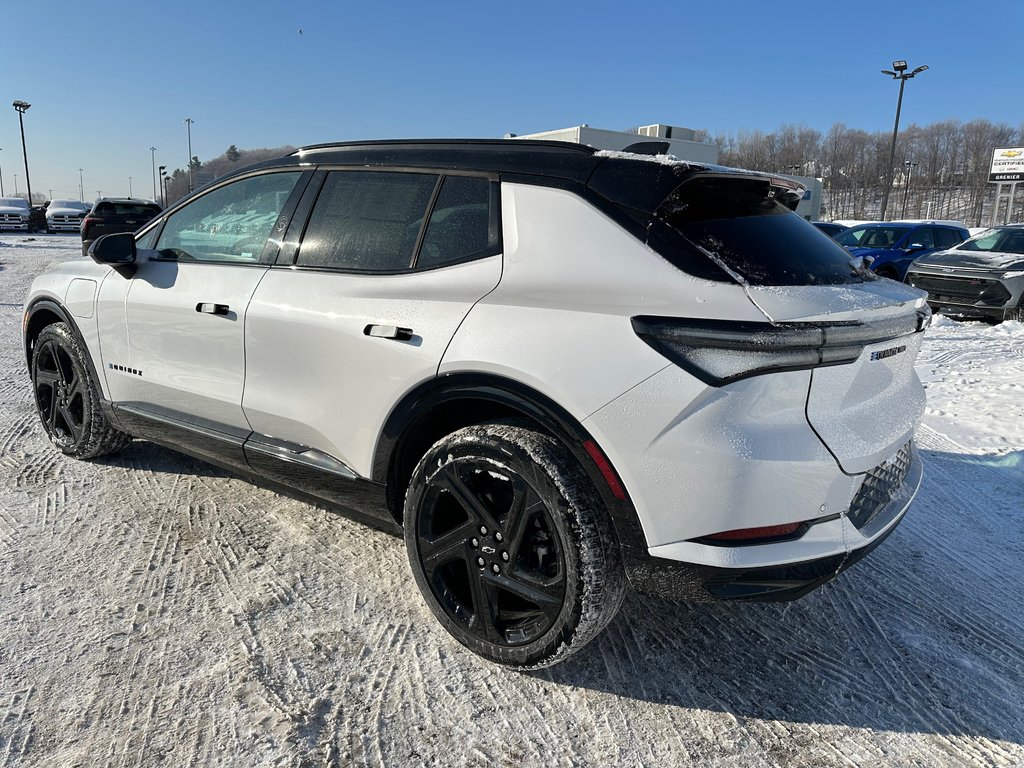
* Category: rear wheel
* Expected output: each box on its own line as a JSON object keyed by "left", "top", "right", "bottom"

{"left": 31, "top": 323, "right": 132, "bottom": 459}
{"left": 404, "top": 422, "right": 625, "bottom": 669}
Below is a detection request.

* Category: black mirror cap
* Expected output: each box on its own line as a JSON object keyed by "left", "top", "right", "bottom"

{"left": 89, "top": 232, "right": 136, "bottom": 265}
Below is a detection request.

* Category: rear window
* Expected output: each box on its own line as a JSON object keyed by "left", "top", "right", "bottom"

{"left": 96, "top": 202, "right": 161, "bottom": 216}
{"left": 657, "top": 176, "right": 868, "bottom": 286}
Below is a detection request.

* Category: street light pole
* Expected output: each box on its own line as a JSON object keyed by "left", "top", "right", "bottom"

{"left": 158, "top": 166, "right": 167, "bottom": 207}
{"left": 128, "top": 176, "right": 133, "bottom": 197}
{"left": 149, "top": 146, "right": 157, "bottom": 201}
{"left": 0, "top": 148, "right": 4, "bottom": 196}
{"left": 901, "top": 161, "right": 918, "bottom": 219}
{"left": 184, "top": 117, "right": 194, "bottom": 193}
{"left": 12, "top": 100, "right": 33, "bottom": 207}
{"left": 78, "top": 168, "right": 84, "bottom": 202}
{"left": 879, "top": 61, "right": 928, "bottom": 221}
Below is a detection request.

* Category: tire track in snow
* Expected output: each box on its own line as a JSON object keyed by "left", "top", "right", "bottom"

{"left": 0, "top": 686, "right": 34, "bottom": 767}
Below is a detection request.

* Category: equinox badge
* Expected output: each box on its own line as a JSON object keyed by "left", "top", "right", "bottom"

{"left": 871, "top": 345, "right": 907, "bottom": 361}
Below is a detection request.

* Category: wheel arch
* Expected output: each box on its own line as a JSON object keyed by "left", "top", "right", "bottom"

{"left": 23, "top": 298, "right": 78, "bottom": 370}
{"left": 374, "top": 373, "right": 648, "bottom": 555}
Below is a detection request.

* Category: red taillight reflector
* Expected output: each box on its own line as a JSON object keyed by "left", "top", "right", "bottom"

{"left": 582, "top": 440, "right": 626, "bottom": 501}
{"left": 703, "top": 523, "right": 802, "bottom": 542}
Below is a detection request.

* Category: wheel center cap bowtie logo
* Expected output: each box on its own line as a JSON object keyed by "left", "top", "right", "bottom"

{"left": 481, "top": 545, "right": 496, "bottom": 554}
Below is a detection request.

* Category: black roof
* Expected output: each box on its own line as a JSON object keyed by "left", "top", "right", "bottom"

{"left": 284, "top": 139, "right": 604, "bottom": 182}
{"left": 199, "top": 139, "right": 800, "bottom": 216}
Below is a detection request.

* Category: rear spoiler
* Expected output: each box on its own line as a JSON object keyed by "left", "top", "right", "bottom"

{"left": 588, "top": 154, "right": 806, "bottom": 214}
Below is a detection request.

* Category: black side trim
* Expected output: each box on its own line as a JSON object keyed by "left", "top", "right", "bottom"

{"left": 114, "top": 404, "right": 250, "bottom": 470}
{"left": 242, "top": 434, "right": 392, "bottom": 522}
{"left": 109, "top": 404, "right": 394, "bottom": 527}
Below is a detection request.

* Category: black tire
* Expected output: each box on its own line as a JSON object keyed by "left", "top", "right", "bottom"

{"left": 404, "top": 422, "right": 625, "bottom": 669}
{"left": 31, "top": 323, "right": 132, "bottom": 459}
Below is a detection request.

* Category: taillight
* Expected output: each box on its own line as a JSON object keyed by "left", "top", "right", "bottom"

{"left": 700, "top": 523, "right": 803, "bottom": 543}
{"left": 631, "top": 308, "right": 928, "bottom": 386}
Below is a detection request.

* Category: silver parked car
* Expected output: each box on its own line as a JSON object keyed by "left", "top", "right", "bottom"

{"left": 0, "top": 196, "right": 31, "bottom": 231}
{"left": 45, "top": 199, "right": 91, "bottom": 233}
{"left": 905, "top": 225, "right": 1024, "bottom": 322}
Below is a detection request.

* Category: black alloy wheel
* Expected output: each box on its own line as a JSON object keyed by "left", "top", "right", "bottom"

{"left": 31, "top": 323, "right": 131, "bottom": 459}
{"left": 34, "top": 335, "right": 87, "bottom": 446}
{"left": 404, "top": 422, "right": 625, "bottom": 669}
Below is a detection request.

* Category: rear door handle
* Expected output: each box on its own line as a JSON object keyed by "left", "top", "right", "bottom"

{"left": 364, "top": 324, "right": 413, "bottom": 341}
{"left": 196, "top": 302, "right": 230, "bottom": 315}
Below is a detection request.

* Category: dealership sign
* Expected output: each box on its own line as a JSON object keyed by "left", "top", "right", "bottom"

{"left": 990, "top": 147, "right": 1024, "bottom": 182}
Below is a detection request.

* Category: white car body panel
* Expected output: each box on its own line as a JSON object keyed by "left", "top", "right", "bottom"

{"left": 27, "top": 258, "right": 112, "bottom": 388}
{"left": 747, "top": 283, "right": 928, "bottom": 474}
{"left": 116, "top": 259, "right": 269, "bottom": 430}
{"left": 242, "top": 255, "right": 502, "bottom": 476}
{"left": 441, "top": 183, "right": 769, "bottom": 420}
{"left": 584, "top": 365, "right": 850, "bottom": 552}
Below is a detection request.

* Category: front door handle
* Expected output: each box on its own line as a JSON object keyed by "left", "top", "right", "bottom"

{"left": 364, "top": 324, "right": 413, "bottom": 341}
{"left": 196, "top": 302, "right": 230, "bottom": 315}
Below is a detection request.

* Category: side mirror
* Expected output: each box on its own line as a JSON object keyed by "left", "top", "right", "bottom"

{"left": 904, "top": 242, "right": 925, "bottom": 253}
{"left": 89, "top": 232, "right": 136, "bottom": 265}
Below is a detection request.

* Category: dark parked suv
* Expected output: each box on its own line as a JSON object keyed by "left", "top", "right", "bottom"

{"left": 80, "top": 198, "right": 162, "bottom": 255}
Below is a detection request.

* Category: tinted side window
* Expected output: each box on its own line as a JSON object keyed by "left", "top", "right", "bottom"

{"left": 297, "top": 171, "right": 438, "bottom": 271}
{"left": 935, "top": 228, "right": 964, "bottom": 249}
{"left": 908, "top": 228, "right": 935, "bottom": 248}
{"left": 417, "top": 176, "right": 493, "bottom": 269}
{"left": 156, "top": 172, "right": 301, "bottom": 263}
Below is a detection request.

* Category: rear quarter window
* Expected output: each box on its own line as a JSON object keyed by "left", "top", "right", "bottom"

{"left": 416, "top": 176, "right": 496, "bottom": 269}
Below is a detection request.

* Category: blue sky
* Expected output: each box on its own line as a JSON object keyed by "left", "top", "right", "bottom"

{"left": 1, "top": 0, "right": 1020, "bottom": 202}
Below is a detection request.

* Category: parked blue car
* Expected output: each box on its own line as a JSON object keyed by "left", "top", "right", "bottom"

{"left": 835, "top": 221, "right": 969, "bottom": 280}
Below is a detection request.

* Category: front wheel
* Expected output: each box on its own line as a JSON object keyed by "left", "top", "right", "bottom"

{"left": 404, "top": 422, "right": 625, "bottom": 669}
{"left": 31, "top": 323, "right": 132, "bottom": 459}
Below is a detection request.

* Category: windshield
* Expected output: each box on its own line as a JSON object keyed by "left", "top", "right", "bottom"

{"left": 0, "top": 197, "right": 29, "bottom": 210}
{"left": 959, "top": 228, "right": 1024, "bottom": 255}
{"left": 834, "top": 225, "right": 911, "bottom": 248}
{"left": 656, "top": 175, "right": 869, "bottom": 286}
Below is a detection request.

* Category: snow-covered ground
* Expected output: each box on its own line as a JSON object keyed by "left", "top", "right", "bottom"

{"left": 1, "top": 234, "right": 1022, "bottom": 767}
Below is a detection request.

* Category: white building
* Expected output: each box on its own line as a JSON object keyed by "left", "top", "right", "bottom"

{"left": 511, "top": 123, "right": 719, "bottom": 164}
{"left": 512, "top": 123, "right": 823, "bottom": 219}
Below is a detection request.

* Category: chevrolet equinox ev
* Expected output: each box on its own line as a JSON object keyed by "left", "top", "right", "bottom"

{"left": 23, "top": 140, "right": 928, "bottom": 668}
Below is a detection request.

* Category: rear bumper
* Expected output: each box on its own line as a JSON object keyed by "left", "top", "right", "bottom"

{"left": 623, "top": 515, "right": 901, "bottom": 601}
{"left": 622, "top": 443, "right": 922, "bottom": 601}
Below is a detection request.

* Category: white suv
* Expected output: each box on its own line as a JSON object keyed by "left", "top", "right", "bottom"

{"left": 23, "top": 140, "right": 928, "bottom": 668}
